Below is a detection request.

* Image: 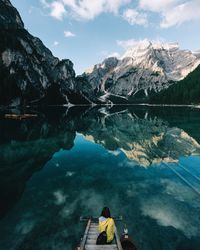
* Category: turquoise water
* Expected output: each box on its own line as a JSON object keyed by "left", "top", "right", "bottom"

{"left": 0, "top": 106, "right": 200, "bottom": 250}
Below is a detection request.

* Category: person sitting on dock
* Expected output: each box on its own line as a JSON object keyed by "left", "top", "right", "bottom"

{"left": 98, "top": 207, "right": 115, "bottom": 244}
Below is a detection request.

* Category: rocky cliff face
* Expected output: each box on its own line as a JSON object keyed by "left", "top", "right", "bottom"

{"left": 0, "top": 0, "right": 90, "bottom": 106}
{"left": 83, "top": 40, "right": 200, "bottom": 103}
{"left": 0, "top": 0, "right": 24, "bottom": 29}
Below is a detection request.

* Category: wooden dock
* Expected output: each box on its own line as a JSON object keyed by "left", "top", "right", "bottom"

{"left": 79, "top": 218, "right": 123, "bottom": 250}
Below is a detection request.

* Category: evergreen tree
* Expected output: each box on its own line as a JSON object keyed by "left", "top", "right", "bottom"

{"left": 150, "top": 65, "right": 200, "bottom": 104}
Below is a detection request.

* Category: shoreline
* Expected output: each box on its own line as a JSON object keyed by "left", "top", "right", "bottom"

{"left": 1, "top": 103, "right": 200, "bottom": 110}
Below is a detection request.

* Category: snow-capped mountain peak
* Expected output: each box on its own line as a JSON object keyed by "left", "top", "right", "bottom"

{"left": 82, "top": 40, "right": 200, "bottom": 102}
{"left": 119, "top": 40, "right": 199, "bottom": 80}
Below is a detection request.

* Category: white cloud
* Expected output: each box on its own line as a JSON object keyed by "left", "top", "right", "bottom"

{"left": 100, "top": 50, "right": 121, "bottom": 58}
{"left": 139, "top": 0, "right": 178, "bottom": 12}
{"left": 41, "top": 0, "right": 66, "bottom": 20}
{"left": 41, "top": 0, "right": 131, "bottom": 21}
{"left": 117, "top": 38, "right": 145, "bottom": 49}
{"left": 40, "top": 0, "right": 49, "bottom": 8}
{"left": 116, "top": 38, "right": 167, "bottom": 50}
{"left": 51, "top": 1, "right": 66, "bottom": 19}
{"left": 161, "top": 179, "right": 198, "bottom": 203}
{"left": 41, "top": 0, "right": 200, "bottom": 27}
{"left": 139, "top": 0, "right": 200, "bottom": 28}
{"left": 141, "top": 196, "right": 199, "bottom": 238}
{"left": 64, "top": 0, "right": 131, "bottom": 20}
{"left": 160, "top": 1, "right": 200, "bottom": 28}
{"left": 108, "top": 52, "right": 121, "bottom": 58}
{"left": 53, "top": 41, "right": 59, "bottom": 46}
{"left": 108, "top": 149, "right": 121, "bottom": 155}
{"left": 97, "top": 50, "right": 121, "bottom": 59}
{"left": 122, "top": 8, "right": 148, "bottom": 26}
{"left": 64, "top": 30, "right": 76, "bottom": 37}
{"left": 65, "top": 171, "right": 75, "bottom": 177}
{"left": 53, "top": 190, "right": 67, "bottom": 205}
{"left": 118, "top": 158, "right": 138, "bottom": 168}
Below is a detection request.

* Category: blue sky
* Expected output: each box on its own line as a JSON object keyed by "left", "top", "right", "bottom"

{"left": 11, "top": 0, "right": 200, "bottom": 74}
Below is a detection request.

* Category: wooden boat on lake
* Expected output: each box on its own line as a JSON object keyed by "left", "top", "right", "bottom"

{"left": 4, "top": 113, "right": 38, "bottom": 120}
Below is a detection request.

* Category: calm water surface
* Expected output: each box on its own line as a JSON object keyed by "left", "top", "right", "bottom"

{"left": 0, "top": 106, "right": 200, "bottom": 250}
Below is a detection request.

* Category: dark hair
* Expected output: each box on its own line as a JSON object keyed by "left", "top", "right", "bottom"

{"left": 101, "top": 207, "right": 111, "bottom": 218}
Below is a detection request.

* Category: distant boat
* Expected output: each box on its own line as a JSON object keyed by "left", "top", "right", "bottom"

{"left": 75, "top": 217, "right": 138, "bottom": 250}
{"left": 4, "top": 114, "right": 38, "bottom": 120}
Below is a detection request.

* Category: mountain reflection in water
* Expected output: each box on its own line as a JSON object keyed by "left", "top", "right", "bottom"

{"left": 0, "top": 106, "right": 200, "bottom": 250}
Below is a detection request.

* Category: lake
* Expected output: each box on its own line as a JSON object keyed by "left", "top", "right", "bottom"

{"left": 0, "top": 105, "right": 200, "bottom": 250}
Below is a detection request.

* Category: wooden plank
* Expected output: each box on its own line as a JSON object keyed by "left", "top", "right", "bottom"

{"left": 90, "top": 225, "right": 98, "bottom": 228}
{"left": 80, "top": 219, "right": 91, "bottom": 250}
{"left": 87, "top": 235, "right": 98, "bottom": 240}
{"left": 89, "top": 228, "right": 98, "bottom": 231}
{"left": 87, "top": 235, "right": 117, "bottom": 242}
{"left": 80, "top": 216, "right": 123, "bottom": 222}
{"left": 85, "top": 239, "right": 98, "bottom": 245}
{"left": 114, "top": 226, "right": 123, "bottom": 250}
{"left": 85, "top": 245, "right": 118, "bottom": 250}
{"left": 89, "top": 229, "right": 98, "bottom": 233}
{"left": 86, "top": 239, "right": 117, "bottom": 245}
{"left": 86, "top": 222, "right": 98, "bottom": 245}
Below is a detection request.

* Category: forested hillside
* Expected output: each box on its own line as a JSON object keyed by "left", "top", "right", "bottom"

{"left": 150, "top": 65, "right": 200, "bottom": 104}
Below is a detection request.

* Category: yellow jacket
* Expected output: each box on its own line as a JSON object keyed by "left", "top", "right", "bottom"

{"left": 98, "top": 217, "right": 115, "bottom": 243}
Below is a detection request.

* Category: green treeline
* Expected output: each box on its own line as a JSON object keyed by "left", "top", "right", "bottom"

{"left": 150, "top": 65, "right": 200, "bottom": 104}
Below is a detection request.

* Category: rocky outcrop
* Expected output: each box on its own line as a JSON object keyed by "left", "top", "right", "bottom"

{"left": 0, "top": 0, "right": 90, "bottom": 106}
{"left": 83, "top": 57, "right": 119, "bottom": 92}
{"left": 0, "top": 0, "right": 24, "bottom": 29}
{"left": 83, "top": 40, "right": 200, "bottom": 103}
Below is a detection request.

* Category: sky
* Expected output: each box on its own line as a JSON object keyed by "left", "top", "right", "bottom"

{"left": 11, "top": 0, "right": 200, "bottom": 74}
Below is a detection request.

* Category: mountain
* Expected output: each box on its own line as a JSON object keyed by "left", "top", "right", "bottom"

{"left": 82, "top": 40, "right": 200, "bottom": 103}
{"left": 150, "top": 65, "right": 200, "bottom": 105}
{"left": 0, "top": 0, "right": 91, "bottom": 106}
{"left": 1, "top": 0, "right": 200, "bottom": 106}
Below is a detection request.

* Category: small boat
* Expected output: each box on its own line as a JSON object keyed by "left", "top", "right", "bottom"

{"left": 120, "top": 233, "right": 138, "bottom": 250}
{"left": 76, "top": 217, "right": 138, "bottom": 250}
{"left": 4, "top": 114, "right": 38, "bottom": 120}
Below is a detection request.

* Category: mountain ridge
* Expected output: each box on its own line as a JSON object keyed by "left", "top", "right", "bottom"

{"left": 0, "top": 0, "right": 91, "bottom": 106}
{"left": 1, "top": 0, "right": 200, "bottom": 106}
{"left": 82, "top": 40, "right": 200, "bottom": 103}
